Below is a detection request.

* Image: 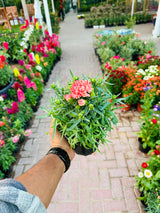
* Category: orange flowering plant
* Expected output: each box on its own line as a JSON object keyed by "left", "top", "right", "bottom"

{"left": 122, "top": 66, "right": 160, "bottom": 105}
{"left": 48, "top": 71, "right": 124, "bottom": 154}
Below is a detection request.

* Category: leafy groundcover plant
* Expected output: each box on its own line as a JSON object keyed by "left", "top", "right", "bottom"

{"left": 48, "top": 71, "right": 123, "bottom": 154}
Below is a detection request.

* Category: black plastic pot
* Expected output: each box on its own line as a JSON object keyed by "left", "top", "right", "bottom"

{"left": 138, "top": 137, "right": 150, "bottom": 154}
{"left": 0, "top": 78, "right": 14, "bottom": 95}
{"left": 74, "top": 144, "right": 97, "bottom": 156}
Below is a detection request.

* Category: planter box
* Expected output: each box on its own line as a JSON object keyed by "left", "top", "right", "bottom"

{"left": 93, "top": 25, "right": 99, "bottom": 29}
{"left": 99, "top": 25, "right": 105, "bottom": 29}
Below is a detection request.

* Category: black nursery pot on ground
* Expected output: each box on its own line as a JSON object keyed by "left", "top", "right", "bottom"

{"left": 138, "top": 137, "right": 150, "bottom": 154}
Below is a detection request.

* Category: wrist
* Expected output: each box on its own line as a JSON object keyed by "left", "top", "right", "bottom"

{"left": 47, "top": 147, "right": 71, "bottom": 172}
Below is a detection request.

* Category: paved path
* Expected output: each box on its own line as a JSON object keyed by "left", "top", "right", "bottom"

{"left": 12, "top": 12, "right": 160, "bottom": 212}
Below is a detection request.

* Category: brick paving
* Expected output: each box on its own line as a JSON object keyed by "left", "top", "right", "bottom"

{"left": 12, "top": 11, "right": 160, "bottom": 212}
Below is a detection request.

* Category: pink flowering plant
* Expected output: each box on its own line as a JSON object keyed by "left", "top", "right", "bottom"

{"left": 48, "top": 71, "right": 123, "bottom": 153}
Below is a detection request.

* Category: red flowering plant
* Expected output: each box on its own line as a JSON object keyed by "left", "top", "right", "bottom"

{"left": 136, "top": 86, "right": 160, "bottom": 150}
{"left": 138, "top": 52, "right": 160, "bottom": 70}
{"left": 0, "top": 54, "right": 13, "bottom": 89}
{"left": 103, "top": 56, "right": 128, "bottom": 95}
{"left": 135, "top": 153, "right": 160, "bottom": 205}
{"left": 48, "top": 71, "right": 124, "bottom": 154}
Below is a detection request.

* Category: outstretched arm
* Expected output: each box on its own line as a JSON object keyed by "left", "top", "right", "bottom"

{"left": 16, "top": 122, "right": 75, "bottom": 208}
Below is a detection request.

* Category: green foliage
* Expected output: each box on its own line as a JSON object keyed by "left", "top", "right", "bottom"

{"left": 124, "top": 17, "right": 136, "bottom": 29}
{"left": 0, "top": 65, "right": 13, "bottom": 87}
{"left": 0, "top": 146, "right": 16, "bottom": 171}
{"left": 48, "top": 73, "right": 124, "bottom": 151}
{"left": 145, "top": 188, "right": 160, "bottom": 213}
{"left": 119, "top": 45, "right": 133, "bottom": 61}
{"left": 97, "top": 47, "right": 115, "bottom": 63}
{"left": 136, "top": 89, "right": 160, "bottom": 150}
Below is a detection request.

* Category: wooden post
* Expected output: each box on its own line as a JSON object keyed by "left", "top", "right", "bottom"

{"left": 43, "top": 0, "right": 52, "bottom": 36}
{"left": 143, "top": 0, "right": 147, "bottom": 14}
{"left": 21, "top": 0, "right": 30, "bottom": 21}
{"left": 134, "top": 0, "right": 137, "bottom": 12}
{"left": 77, "top": 0, "right": 80, "bottom": 9}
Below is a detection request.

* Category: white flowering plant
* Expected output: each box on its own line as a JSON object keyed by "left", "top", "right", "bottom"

{"left": 136, "top": 65, "right": 160, "bottom": 80}
{"left": 135, "top": 150, "right": 160, "bottom": 204}
{"left": 48, "top": 71, "right": 124, "bottom": 155}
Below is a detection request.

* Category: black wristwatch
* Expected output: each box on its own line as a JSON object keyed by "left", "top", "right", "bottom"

{"left": 47, "top": 147, "right": 70, "bottom": 173}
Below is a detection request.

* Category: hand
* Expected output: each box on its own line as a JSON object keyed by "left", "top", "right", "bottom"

{"left": 49, "top": 121, "right": 75, "bottom": 161}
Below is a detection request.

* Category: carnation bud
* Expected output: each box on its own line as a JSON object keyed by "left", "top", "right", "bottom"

{"left": 55, "top": 99, "right": 61, "bottom": 104}
{"left": 91, "top": 78, "right": 96, "bottom": 83}
{"left": 89, "top": 104, "right": 94, "bottom": 110}
{"left": 90, "top": 90, "right": 95, "bottom": 97}
{"left": 51, "top": 83, "right": 56, "bottom": 89}
{"left": 76, "top": 105, "right": 80, "bottom": 110}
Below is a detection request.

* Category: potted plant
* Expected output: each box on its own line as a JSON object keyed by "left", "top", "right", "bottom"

{"left": 0, "top": 55, "right": 14, "bottom": 95}
{"left": 135, "top": 148, "right": 160, "bottom": 206}
{"left": 48, "top": 71, "right": 123, "bottom": 155}
{"left": 136, "top": 87, "right": 160, "bottom": 152}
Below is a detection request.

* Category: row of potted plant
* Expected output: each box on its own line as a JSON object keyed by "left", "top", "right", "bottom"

{"left": 94, "top": 30, "right": 160, "bottom": 212}
{"left": 85, "top": 13, "right": 152, "bottom": 28}
{"left": 135, "top": 87, "right": 160, "bottom": 212}
{"left": 0, "top": 21, "right": 62, "bottom": 179}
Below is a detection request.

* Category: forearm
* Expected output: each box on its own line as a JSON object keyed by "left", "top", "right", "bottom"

{"left": 15, "top": 154, "right": 65, "bottom": 208}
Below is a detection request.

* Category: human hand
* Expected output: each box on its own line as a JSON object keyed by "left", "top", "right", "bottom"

{"left": 49, "top": 120, "right": 75, "bottom": 161}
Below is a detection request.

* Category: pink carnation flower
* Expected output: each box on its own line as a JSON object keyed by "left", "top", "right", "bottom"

{"left": 70, "top": 80, "right": 93, "bottom": 99}
{"left": 122, "top": 42, "right": 125, "bottom": 45}
{"left": 24, "top": 129, "right": 32, "bottom": 137}
{"left": 78, "top": 99, "right": 85, "bottom": 106}
{"left": 65, "top": 94, "right": 72, "bottom": 101}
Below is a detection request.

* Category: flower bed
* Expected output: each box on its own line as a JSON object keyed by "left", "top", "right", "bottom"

{"left": 94, "top": 30, "right": 160, "bottom": 211}
{"left": 0, "top": 21, "right": 62, "bottom": 179}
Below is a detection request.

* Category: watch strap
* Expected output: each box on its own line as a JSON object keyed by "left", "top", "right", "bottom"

{"left": 47, "top": 147, "right": 70, "bottom": 173}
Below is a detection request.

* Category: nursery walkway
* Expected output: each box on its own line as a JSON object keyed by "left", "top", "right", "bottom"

{"left": 12, "top": 12, "right": 160, "bottom": 213}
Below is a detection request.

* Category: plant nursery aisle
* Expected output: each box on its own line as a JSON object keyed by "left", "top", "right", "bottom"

{"left": 12, "top": 11, "right": 154, "bottom": 213}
